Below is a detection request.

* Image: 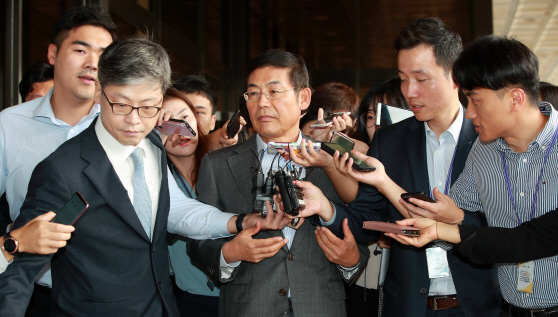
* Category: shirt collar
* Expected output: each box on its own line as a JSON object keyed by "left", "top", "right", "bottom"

{"left": 424, "top": 104, "right": 464, "bottom": 143}
{"left": 95, "top": 116, "right": 149, "bottom": 166}
{"left": 496, "top": 101, "right": 558, "bottom": 153}
{"left": 33, "top": 88, "right": 100, "bottom": 126}
{"left": 256, "top": 132, "right": 304, "bottom": 153}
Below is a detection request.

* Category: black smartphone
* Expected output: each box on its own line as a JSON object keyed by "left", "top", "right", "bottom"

{"left": 322, "top": 142, "right": 376, "bottom": 172}
{"left": 226, "top": 110, "right": 241, "bottom": 139}
{"left": 52, "top": 192, "right": 89, "bottom": 226}
{"left": 157, "top": 118, "right": 196, "bottom": 137}
{"left": 400, "top": 192, "right": 436, "bottom": 204}
{"left": 330, "top": 131, "right": 355, "bottom": 151}
{"left": 309, "top": 112, "right": 352, "bottom": 128}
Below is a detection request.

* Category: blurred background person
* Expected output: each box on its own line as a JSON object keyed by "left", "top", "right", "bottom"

{"left": 539, "top": 81, "right": 558, "bottom": 110}
{"left": 18, "top": 62, "right": 54, "bottom": 103}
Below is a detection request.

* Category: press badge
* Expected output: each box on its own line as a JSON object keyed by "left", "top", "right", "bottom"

{"left": 517, "top": 261, "right": 534, "bottom": 294}
{"left": 426, "top": 247, "right": 450, "bottom": 279}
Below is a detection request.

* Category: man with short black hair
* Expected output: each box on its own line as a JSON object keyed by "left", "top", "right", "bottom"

{"left": 407, "top": 35, "right": 558, "bottom": 317}
{"left": 187, "top": 49, "right": 369, "bottom": 317}
{"left": 19, "top": 62, "right": 54, "bottom": 102}
{"left": 294, "top": 17, "right": 501, "bottom": 317}
{"left": 0, "top": 7, "right": 116, "bottom": 316}
{"left": 173, "top": 75, "right": 218, "bottom": 135}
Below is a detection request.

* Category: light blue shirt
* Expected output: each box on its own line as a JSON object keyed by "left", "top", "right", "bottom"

{"left": 168, "top": 164, "right": 220, "bottom": 297}
{"left": 424, "top": 105, "right": 463, "bottom": 296}
{"left": 0, "top": 88, "right": 99, "bottom": 286}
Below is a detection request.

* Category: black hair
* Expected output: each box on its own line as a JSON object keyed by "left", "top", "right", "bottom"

{"left": 19, "top": 62, "right": 54, "bottom": 101}
{"left": 246, "top": 49, "right": 309, "bottom": 93}
{"left": 539, "top": 81, "right": 558, "bottom": 110}
{"left": 353, "top": 77, "right": 408, "bottom": 144}
{"left": 299, "top": 82, "right": 359, "bottom": 130}
{"left": 52, "top": 6, "right": 117, "bottom": 48}
{"left": 394, "top": 17, "right": 462, "bottom": 76}
{"left": 173, "top": 75, "right": 218, "bottom": 115}
{"left": 453, "top": 35, "right": 539, "bottom": 106}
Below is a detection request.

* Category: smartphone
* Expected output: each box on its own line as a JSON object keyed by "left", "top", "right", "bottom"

{"left": 226, "top": 110, "right": 241, "bottom": 139}
{"left": 52, "top": 192, "right": 89, "bottom": 226}
{"left": 375, "top": 103, "right": 414, "bottom": 127}
{"left": 157, "top": 119, "right": 196, "bottom": 137}
{"left": 321, "top": 142, "right": 375, "bottom": 172}
{"left": 309, "top": 112, "right": 352, "bottom": 129}
{"left": 400, "top": 192, "right": 436, "bottom": 204}
{"left": 330, "top": 131, "right": 355, "bottom": 152}
{"left": 362, "top": 221, "right": 420, "bottom": 237}
{"left": 267, "top": 141, "right": 321, "bottom": 156}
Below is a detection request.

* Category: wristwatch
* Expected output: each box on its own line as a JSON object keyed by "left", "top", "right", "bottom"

{"left": 236, "top": 214, "right": 249, "bottom": 233}
{"left": 2, "top": 231, "right": 23, "bottom": 257}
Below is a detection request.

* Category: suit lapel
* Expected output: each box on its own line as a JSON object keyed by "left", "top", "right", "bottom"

{"left": 228, "top": 138, "right": 259, "bottom": 203}
{"left": 451, "top": 115, "right": 477, "bottom": 185}
{"left": 405, "top": 120, "right": 430, "bottom": 193}
{"left": 81, "top": 123, "right": 152, "bottom": 242}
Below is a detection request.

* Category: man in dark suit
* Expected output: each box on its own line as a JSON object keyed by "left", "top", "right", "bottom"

{"left": 0, "top": 37, "right": 244, "bottom": 316}
{"left": 293, "top": 18, "right": 501, "bottom": 317}
{"left": 187, "top": 50, "right": 369, "bottom": 317}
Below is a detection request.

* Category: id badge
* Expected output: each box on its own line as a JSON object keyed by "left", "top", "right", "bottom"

{"left": 426, "top": 247, "right": 450, "bottom": 279}
{"left": 517, "top": 261, "right": 534, "bottom": 294}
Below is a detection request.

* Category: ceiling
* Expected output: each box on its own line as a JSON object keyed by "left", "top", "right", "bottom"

{"left": 493, "top": 0, "right": 558, "bottom": 84}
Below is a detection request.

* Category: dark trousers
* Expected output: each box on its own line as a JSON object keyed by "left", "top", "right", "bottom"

{"left": 345, "top": 283, "right": 380, "bottom": 317}
{"left": 24, "top": 284, "right": 51, "bottom": 317}
{"left": 176, "top": 289, "right": 219, "bottom": 317}
{"left": 425, "top": 306, "right": 465, "bottom": 317}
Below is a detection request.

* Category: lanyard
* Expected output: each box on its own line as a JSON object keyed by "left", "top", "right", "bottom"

{"left": 501, "top": 126, "right": 558, "bottom": 225}
{"left": 429, "top": 145, "right": 458, "bottom": 199}
{"left": 171, "top": 163, "right": 195, "bottom": 198}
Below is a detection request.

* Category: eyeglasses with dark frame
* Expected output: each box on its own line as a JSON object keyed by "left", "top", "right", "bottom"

{"left": 101, "top": 88, "right": 163, "bottom": 118}
{"left": 359, "top": 110, "right": 376, "bottom": 128}
{"left": 243, "top": 87, "right": 295, "bottom": 102}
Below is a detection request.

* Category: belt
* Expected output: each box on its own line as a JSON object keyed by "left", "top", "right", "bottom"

{"left": 33, "top": 283, "right": 52, "bottom": 294}
{"left": 427, "top": 295, "right": 460, "bottom": 310}
{"left": 502, "top": 300, "right": 558, "bottom": 317}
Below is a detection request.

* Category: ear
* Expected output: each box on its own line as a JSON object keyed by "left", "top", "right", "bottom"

{"left": 298, "top": 87, "right": 312, "bottom": 111}
{"left": 47, "top": 44, "right": 57, "bottom": 66}
{"left": 509, "top": 88, "right": 526, "bottom": 112}
{"left": 210, "top": 114, "right": 216, "bottom": 131}
{"left": 94, "top": 81, "right": 102, "bottom": 105}
{"left": 448, "top": 70, "right": 459, "bottom": 90}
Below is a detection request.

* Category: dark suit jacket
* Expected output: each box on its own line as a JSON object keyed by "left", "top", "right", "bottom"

{"left": 328, "top": 114, "right": 501, "bottom": 317}
{"left": 0, "top": 121, "right": 179, "bottom": 317}
{"left": 187, "top": 135, "right": 369, "bottom": 317}
{"left": 456, "top": 207, "right": 558, "bottom": 264}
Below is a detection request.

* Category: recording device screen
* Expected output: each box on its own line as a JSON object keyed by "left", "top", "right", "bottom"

{"left": 375, "top": 103, "right": 414, "bottom": 127}
{"left": 321, "top": 143, "right": 375, "bottom": 172}
{"left": 52, "top": 192, "right": 89, "bottom": 226}
{"left": 157, "top": 119, "right": 196, "bottom": 137}
{"left": 330, "top": 132, "right": 354, "bottom": 152}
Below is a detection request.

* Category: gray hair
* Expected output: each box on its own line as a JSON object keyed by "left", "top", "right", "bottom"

{"left": 98, "top": 37, "right": 171, "bottom": 92}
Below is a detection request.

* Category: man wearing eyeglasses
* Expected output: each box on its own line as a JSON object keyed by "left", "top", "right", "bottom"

{"left": 186, "top": 49, "right": 369, "bottom": 317}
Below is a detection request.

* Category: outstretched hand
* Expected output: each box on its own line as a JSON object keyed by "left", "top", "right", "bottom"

{"left": 275, "top": 180, "right": 334, "bottom": 222}
{"left": 399, "top": 187, "right": 464, "bottom": 224}
{"left": 384, "top": 218, "right": 438, "bottom": 248}
{"left": 222, "top": 221, "right": 287, "bottom": 264}
{"left": 315, "top": 218, "right": 359, "bottom": 267}
{"left": 11, "top": 211, "right": 75, "bottom": 254}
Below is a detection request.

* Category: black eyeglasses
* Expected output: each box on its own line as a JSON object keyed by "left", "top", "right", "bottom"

{"left": 359, "top": 111, "right": 376, "bottom": 128}
{"left": 243, "top": 87, "right": 295, "bottom": 102}
{"left": 101, "top": 88, "right": 163, "bottom": 118}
